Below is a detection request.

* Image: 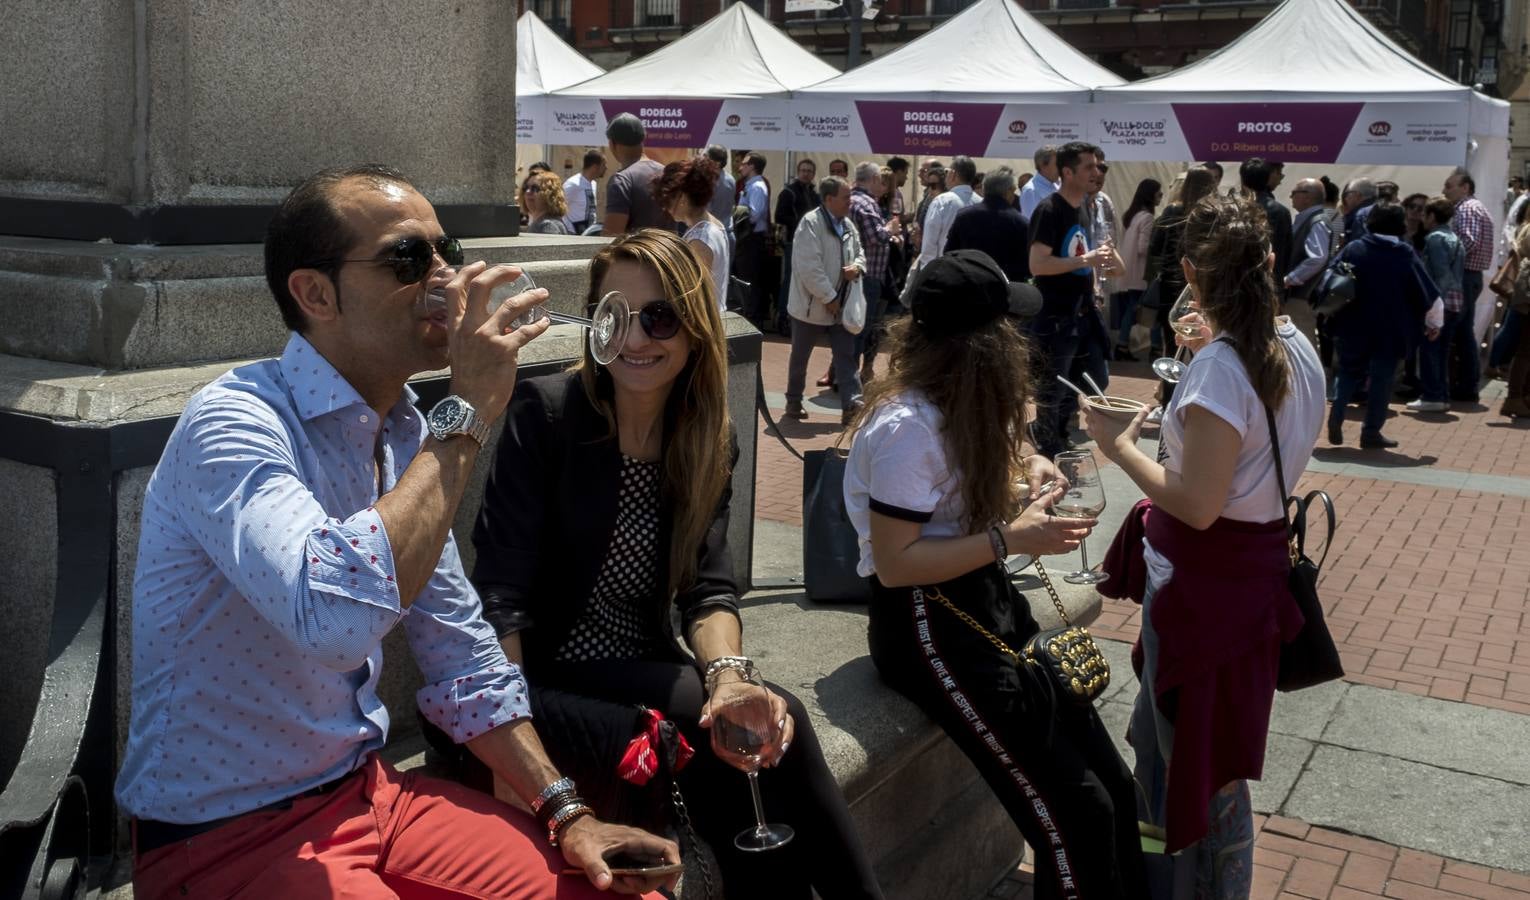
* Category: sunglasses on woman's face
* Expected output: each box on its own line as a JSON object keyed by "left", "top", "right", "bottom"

{"left": 523, "top": 185, "right": 543, "bottom": 195}
{"left": 590, "top": 298, "right": 683, "bottom": 341}
{"left": 340, "top": 236, "right": 464, "bottom": 284}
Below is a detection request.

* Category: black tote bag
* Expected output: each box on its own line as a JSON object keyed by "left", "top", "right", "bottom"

{"left": 755, "top": 370, "right": 871, "bottom": 604}
{"left": 801, "top": 447, "right": 873, "bottom": 603}
{"left": 1265, "top": 405, "right": 1345, "bottom": 691}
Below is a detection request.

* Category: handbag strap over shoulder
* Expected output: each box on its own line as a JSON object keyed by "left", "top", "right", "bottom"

{"left": 1263, "top": 403, "right": 1301, "bottom": 567}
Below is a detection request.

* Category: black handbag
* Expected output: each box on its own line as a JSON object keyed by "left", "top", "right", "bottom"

{"left": 755, "top": 369, "right": 872, "bottom": 603}
{"left": 801, "top": 447, "right": 873, "bottom": 603}
{"left": 924, "top": 558, "right": 1111, "bottom": 706}
{"left": 1311, "top": 260, "right": 1357, "bottom": 318}
{"left": 1264, "top": 406, "right": 1345, "bottom": 691}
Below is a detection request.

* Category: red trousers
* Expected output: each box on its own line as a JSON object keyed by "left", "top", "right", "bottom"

{"left": 132, "top": 754, "right": 655, "bottom": 899}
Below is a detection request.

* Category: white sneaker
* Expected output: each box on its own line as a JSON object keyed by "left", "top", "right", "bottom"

{"left": 1146, "top": 407, "right": 1165, "bottom": 424}
{"left": 1406, "top": 399, "right": 1448, "bottom": 412}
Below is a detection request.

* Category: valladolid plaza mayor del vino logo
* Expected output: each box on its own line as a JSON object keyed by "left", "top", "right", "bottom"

{"left": 727, "top": 114, "right": 742, "bottom": 127}
{"left": 1369, "top": 121, "right": 1393, "bottom": 136}
{"left": 1009, "top": 120, "right": 1028, "bottom": 135}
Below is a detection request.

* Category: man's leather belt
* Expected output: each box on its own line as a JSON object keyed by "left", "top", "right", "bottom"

{"left": 134, "top": 770, "right": 356, "bottom": 856}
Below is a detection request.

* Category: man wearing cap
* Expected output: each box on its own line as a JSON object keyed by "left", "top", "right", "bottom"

{"left": 1028, "top": 141, "right": 1121, "bottom": 459}
{"left": 601, "top": 113, "right": 670, "bottom": 236}
{"left": 784, "top": 175, "right": 867, "bottom": 425}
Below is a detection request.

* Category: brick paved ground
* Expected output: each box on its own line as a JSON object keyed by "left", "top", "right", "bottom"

{"left": 985, "top": 816, "right": 1530, "bottom": 900}
{"left": 753, "top": 334, "right": 1530, "bottom": 892}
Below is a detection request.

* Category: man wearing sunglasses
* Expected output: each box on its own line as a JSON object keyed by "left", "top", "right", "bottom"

{"left": 116, "top": 164, "right": 679, "bottom": 899}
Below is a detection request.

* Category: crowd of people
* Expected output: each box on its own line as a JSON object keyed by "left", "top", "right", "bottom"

{"left": 112, "top": 105, "right": 1530, "bottom": 900}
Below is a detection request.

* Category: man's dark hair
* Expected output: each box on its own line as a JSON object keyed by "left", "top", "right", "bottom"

{"left": 1366, "top": 202, "right": 1408, "bottom": 237}
{"left": 888, "top": 156, "right": 910, "bottom": 173}
{"left": 1423, "top": 195, "right": 1455, "bottom": 226}
{"left": 1239, "top": 157, "right": 1271, "bottom": 193}
{"left": 529, "top": 161, "right": 552, "bottom": 174}
{"left": 705, "top": 144, "right": 729, "bottom": 166}
{"left": 1055, "top": 142, "right": 1101, "bottom": 176}
{"left": 949, "top": 155, "right": 978, "bottom": 184}
{"left": 1200, "top": 161, "right": 1224, "bottom": 180}
{"left": 1450, "top": 167, "right": 1476, "bottom": 194}
{"left": 264, "top": 164, "right": 416, "bottom": 334}
{"left": 582, "top": 148, "right": 606, "bottom": 169}
{"left": 744, "top": 151, "right": 767, "bottom": 175}
{"left": 829, "top": 158, "right": 849, "bottom": 173}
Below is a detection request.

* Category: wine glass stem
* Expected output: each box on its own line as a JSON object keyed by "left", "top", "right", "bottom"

{"left": 746, "top": 771, "right": 770, "bottom": 835}
{"left": 545, "top": 311, "right": 593, "bottom": 328}
{"left": 1078, "top": 536, "right": 1091, "bottom": 574}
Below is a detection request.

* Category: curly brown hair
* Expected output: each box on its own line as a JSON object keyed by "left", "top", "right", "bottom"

{"left": 653, "top": 156, "right": 720, "bottom": 212}
{"left": 520, "top": 170, "right": 568, "bottom": 219}
{"left": 848, "top": 314, "right": 1033, "bottom": 533}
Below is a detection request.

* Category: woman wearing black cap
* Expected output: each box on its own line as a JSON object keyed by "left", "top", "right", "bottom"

{"left": 844, "top": 250, "right": 1149, "bottom": 900}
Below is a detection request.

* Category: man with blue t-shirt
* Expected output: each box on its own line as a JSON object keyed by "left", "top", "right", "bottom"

{"left": 1027, "top": 141, "right": 1121, "bottom": 458}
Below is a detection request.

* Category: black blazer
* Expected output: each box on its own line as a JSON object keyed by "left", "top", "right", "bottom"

{"left": 471, "top": 371, "right": 740, "bottom": 672}
{"left": 945, "top": 197, "right": 1032, "bottom": 282}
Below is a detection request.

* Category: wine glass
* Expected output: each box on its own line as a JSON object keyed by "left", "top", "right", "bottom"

{"left": 484, "top": 270, "right": 632, "bottom": 366}
{"left": 1150, "top": 286, "right": 1199, "bottom": 384}
{"left": 708, "top": 664, "right": 794, "bottom": 852}
{"left": 1052, "top": 451, "right": 1108, "bottom": 585}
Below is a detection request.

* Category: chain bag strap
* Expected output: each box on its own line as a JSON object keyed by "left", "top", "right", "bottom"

{"left": 924, "top": 558, "right": 1111, "bottom": 705}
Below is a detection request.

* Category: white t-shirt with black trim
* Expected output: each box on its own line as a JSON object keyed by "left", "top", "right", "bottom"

{"left": 845, "top": 390, "right": 968, "bottom": 578}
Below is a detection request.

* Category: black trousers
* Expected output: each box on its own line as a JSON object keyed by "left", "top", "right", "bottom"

{"left": 735, "top": 230, "right": 772, "bottom": 324}
{"left": 868, "top": 569, "right": 1148, "bottom": 900}
{"left": 531, "top": 659, "right": 882, "bottom": 900}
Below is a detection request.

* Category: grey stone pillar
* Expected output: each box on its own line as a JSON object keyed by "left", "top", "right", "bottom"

{"left": 0, "top": 0, "right": 521, "bottom": 242}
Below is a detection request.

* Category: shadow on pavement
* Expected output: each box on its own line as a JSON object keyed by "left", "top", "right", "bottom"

{"left": 1312, "top": 447, "right": 1440, "bottom": 468}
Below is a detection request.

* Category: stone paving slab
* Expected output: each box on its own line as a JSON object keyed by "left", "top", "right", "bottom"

{"left": 1319, "top": 684, "right": 1530, "bottom": 785}
{"left": 1284, "top": 746, "right": 1530, "bottom": 873}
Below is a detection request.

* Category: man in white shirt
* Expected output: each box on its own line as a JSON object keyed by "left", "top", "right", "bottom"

{"left": 1019, "top": 145, "right": 1059, "bottom": 220}
{"left": 917, "top": 155, "right": 980, "bottom": 269}
{"left": 561, "top": 149, "right": 606, "bottom": 235}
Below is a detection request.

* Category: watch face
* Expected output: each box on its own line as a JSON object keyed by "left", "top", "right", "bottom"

{"left": 429, "top": 397, "right": 468, "bottom": 436}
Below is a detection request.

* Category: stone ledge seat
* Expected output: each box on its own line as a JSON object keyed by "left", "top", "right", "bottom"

{"left": 378, "top": 583, "right": 1102, "bottom": 900}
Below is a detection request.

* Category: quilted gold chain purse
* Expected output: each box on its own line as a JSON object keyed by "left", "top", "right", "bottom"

{"left": 925, "top": 558, "right": 1111, "bottom": 705}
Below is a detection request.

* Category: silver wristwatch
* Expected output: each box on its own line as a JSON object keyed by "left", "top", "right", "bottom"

{"left": 426, "top": 395, "right": 492, "bottom": 447}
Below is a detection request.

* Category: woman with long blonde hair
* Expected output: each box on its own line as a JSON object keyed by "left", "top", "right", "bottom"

{"left": 470, "top": 229, "right": 883, "bottom": 900}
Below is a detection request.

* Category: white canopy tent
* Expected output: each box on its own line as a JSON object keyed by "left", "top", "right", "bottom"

{"left": 788, "top": 0, "right": 1123, "bottom": 158}
{"left": 515, "top": 11, "right": 604, "bottom": 145}
{"left": 546, "top": 3, "right": 839, "bottom": 150}
{"left": 1090, "top": 0, "right": 1509, "bottom": 173}
{"left": 1092, "top": 0, "right": 1511, "bottom": 337}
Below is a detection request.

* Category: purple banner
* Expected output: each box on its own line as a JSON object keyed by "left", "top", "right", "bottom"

{"left": 600, "top": 99, "right": 726, "bottom": 149}
{"left": 1172, "top": 103, "right": 1364, "bottom": 164}
{"left": 854, "top": 101, "right": 1005, "bottom": 156}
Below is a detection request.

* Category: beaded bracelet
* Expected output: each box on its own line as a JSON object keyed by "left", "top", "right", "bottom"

{"left": 536, "top": 790, "right": 582, "bottom": 830}
{"left": 703, "top": 655, "right": 755, "bottom": 686}
{"left": 547, "top": 803, "right": 594, "bottom": 848}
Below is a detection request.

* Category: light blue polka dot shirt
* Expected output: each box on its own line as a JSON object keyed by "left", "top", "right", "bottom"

{"left": 116, "top": 333, "right": 529, "bottom": 824}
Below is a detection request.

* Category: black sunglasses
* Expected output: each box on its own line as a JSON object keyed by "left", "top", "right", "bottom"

{"left": 589, "top": 298, "right": 683, "bottom": 341}
{"left": 338, "top": 236, "right": 464, "bottom": 285}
